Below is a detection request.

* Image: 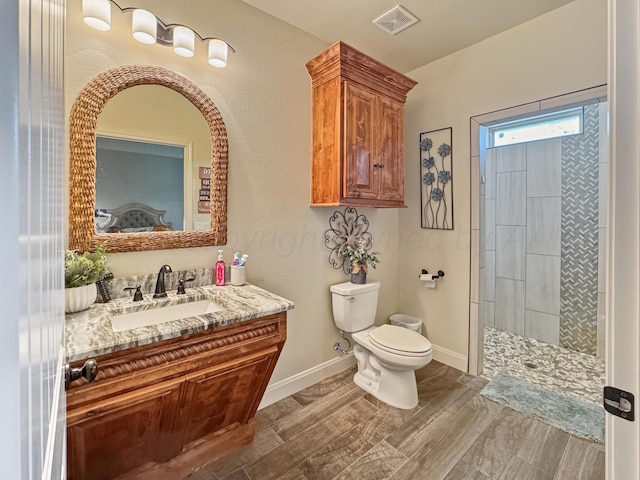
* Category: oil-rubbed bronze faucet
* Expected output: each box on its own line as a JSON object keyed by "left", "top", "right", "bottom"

{"left": 124, "top": 285, "right": 143, "bottom": 301}
{"left": 153, "top": 264, "right": 173, "bottom": 298}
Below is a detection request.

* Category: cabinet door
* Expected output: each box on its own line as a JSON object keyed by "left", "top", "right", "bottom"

{"left": 178, "top": 347, "right": 279, "bottom": 450}
{"left": 343, "top": 82, "right": 378, "bottom": 200}
{"left": 67, "top": 380, "right": 184, "bottom": 480}
{"left": 377, "top": 96, "right": 405, "bottom": 202}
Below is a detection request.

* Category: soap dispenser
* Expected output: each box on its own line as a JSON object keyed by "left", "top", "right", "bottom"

{"left": 215, "top": 250, "right": 225, "bottom": 286}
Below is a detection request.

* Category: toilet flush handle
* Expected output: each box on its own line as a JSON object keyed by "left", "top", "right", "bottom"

{"left": 347, "top": 296, "right": 356, "bottom": 302}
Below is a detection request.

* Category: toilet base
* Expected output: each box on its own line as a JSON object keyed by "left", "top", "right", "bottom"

{"left": 353, "top": 368, "right": 419, "bottom": 409}
{"left": 352, "top": 343, "right": 428, "bottom": 409}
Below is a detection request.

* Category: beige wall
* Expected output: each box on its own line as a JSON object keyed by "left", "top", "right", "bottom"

{"left": 399, "top": 0, "right": 607, "bottom": 365}
{"left": 65, "top": 0, "right": 400, "bottom": 384}
{"left": 66, "top": 0, "right": 607, "bottom": 385}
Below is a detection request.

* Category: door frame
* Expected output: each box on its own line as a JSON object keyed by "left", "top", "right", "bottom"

{"left": 606, "top": 0, "right": 640, "bottom": 476}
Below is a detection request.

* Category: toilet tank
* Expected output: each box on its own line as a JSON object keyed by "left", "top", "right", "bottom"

{"left": 330, "top": 281, "right": 380, "bottom": 332}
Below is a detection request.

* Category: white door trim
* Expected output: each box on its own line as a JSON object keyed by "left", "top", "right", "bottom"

{"left": 606, "top": 0, "right": 640, "bottom": 477}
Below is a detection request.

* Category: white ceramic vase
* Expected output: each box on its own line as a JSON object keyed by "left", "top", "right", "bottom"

{"left": 65, "top": 283, "right": 97, "bottom": 313}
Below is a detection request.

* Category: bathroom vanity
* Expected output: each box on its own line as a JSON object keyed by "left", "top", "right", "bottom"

{"left": 65, "top": 284, "right": 293, "bottom": 480}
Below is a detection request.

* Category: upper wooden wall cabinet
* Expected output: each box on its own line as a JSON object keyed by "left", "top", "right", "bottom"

{"left": 306, "top": 41, "right": 417, "bottom": 208}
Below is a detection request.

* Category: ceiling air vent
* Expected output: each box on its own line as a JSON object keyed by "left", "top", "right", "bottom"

{"left": 372, "top": 5, "right": 419, "bottom": 35}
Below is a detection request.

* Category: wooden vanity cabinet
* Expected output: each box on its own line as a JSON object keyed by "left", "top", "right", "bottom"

{"left": 66, "top": 313, "right": 286, "bottom": 480}
{"left": 305, "top": 41, "right": 417, "bottom": 208}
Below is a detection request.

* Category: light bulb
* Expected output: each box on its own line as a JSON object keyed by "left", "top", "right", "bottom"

{"left": 208, "top": 39, "right": 228, "bottom": 68}
{"left": 173, "top": 26, "right": 195, "bottom": 57}
{"left": 132, "top": 9, "right": 157, "bottom": 44}
{"left": 82, "top": 0, "right": 111, "bottom": 31}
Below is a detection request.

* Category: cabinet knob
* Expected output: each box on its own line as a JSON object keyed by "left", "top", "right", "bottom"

{"left": 65, "top": 359, "right": 98, "bottom": 389}
{"left": 373, "top": 163, "right": 385, "bottom": 168}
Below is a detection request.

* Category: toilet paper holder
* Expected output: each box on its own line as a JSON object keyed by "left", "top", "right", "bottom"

{"left": 419, "top": 269, "right": 445, "bottom": 281}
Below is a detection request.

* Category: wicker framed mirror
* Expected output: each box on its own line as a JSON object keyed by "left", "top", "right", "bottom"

{"left": 68, "top": 65, "right": 227, "bottom": 253}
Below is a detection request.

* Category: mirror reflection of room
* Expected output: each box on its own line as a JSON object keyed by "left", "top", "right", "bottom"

{"left": 95, "top": 84, "right": 211, "bottom": 233}
{"left": 95, "top": 136, "right": 185, "bottom": 233}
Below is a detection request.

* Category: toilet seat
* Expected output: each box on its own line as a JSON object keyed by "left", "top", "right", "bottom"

{"left": 368, "top": 324, "right": 432, "bottom": 358}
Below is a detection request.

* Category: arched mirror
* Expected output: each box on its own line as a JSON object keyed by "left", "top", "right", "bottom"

{"left": 68, "top": 65, "right": 228, "bottom": 253}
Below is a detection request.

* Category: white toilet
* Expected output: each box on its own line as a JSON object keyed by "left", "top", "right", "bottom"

{"left": 330, "top": 281, "right": 432, "bottom": 409}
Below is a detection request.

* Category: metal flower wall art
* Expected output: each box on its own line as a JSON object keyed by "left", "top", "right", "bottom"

{"left": 324, "top": 208, "right": 374, "bottom": 274}
{"left": 420, "top": 127, "right": 454, "bottom": 230}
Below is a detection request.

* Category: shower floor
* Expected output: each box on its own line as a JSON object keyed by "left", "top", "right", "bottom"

{"left": 482, "top": 327, "right": 605, "bottom": 405}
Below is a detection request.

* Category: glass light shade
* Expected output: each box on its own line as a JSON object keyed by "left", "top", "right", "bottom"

{"left": 208, "top": 39, "right": 228, "bottom": 68}
{"left": 173, "top": 26, "right": 195, "bottom": 57}
{"left": 82, "top": 0, "right": 111, "bottom": 31}
{"left": 132, "top": 9, "right": 157, "bottom": 44}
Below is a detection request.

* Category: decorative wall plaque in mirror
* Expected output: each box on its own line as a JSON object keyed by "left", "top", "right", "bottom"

{"left": 68, "top": 65, "right": 228, "bottom": 253}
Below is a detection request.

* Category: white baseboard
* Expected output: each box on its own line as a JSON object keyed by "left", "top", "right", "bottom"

{"left": 259, "top": 354, "right": 356, "bottom": 409}
{"left": 432, "top": 344, "right": 468, "bottom": 372}
{"left": 259, "top": 344, "right": 467, "bottom": 410}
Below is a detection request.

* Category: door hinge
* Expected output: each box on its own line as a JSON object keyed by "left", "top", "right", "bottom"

{"left": 604, "top": 386, "right": 635, "bottom": 421}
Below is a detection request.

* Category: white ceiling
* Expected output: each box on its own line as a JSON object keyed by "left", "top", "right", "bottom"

{"left": 241, "top": 0, "right": 575, "bottom": 73}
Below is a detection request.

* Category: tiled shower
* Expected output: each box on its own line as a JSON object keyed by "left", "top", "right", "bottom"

{"left": 481, "top": 102, "right": 607, "bottom": 358}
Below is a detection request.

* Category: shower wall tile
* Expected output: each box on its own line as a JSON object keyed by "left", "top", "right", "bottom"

{"left": 495, "top": 278, "right": 525, "bottom": 335}
{"left": 485, "top": 250, "right": 496, "bottom": 302}
{"left": 497, "top": 144, "right": 527, "bottom": 172}
{"left": 597, "top": 292, "right": 605, "bottom": 324}
{"left": 479, "top": 197, "right": 486, "bottom": 266}
{"left": 527, "top": 197, "right": 561, "bottom": 256}
{"left": 477, "top": 335, "right": 485, "bottom": 373}
{"left": 470, "top": 229, "right": 479, "bottom": 304}
{"left": 471, "top": 301, "right": 480, "bottom": 338}
{"left": 471, "top": 120, "right": 481, "bottom": 157}
{"left": 496, "top": 226, "right": 526, "bottom": 280}
{"left": 598, "top": 102, "right": 609, "bottom": 165}
{"left": 485, "top": 199, "right": 496, "bottom": 250}
{"left": 598, "top": 227, "right": 606, "bottom": 294}
{"left": 525, "top": 310, "right": 560, "bottom": 345}
{"left": 486, "top": 149, "right": 496, "bottom": 199}
{"left": 526, "top": 139, "right": 562, "bottom": 197}
{"left": 472, "top": 155, "right": 480, "bottom": 230}
{"left": 484, "top": 301, "right": 495, "bottom": 328}
{"left": 599, "top": 162, "right": 608, "bottom": 228}
{"left": 525, "top": 254, "right": 561, "bottom": 315}
{"left": 560, "top": 103, "right": 599, "bottom": 354}
{"left": 597, "top": 292, "right": 605, "bottom": 358}
{"left": 479, "top": 266, "right": 485, "bottom": 315}
{"left": 497, "top": 171, "right": 526, "bottom": 225}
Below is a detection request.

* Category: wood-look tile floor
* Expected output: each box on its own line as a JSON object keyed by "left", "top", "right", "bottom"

{"left": 185, "top": 361, "right": 604, "bottom": 480}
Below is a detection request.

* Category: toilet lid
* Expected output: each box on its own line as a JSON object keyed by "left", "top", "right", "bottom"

{"left": 369, "top": 324, "right": 432, "bottom": 354}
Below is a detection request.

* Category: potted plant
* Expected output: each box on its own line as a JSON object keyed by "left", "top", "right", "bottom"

{"left": 339, "top": 238, "right": 380, "bottom": 284}
{"left": 65, "top": 244, "right": 109, "bottom": 313}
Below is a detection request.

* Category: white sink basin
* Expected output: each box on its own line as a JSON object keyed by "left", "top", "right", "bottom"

{"left": 110, "top": 300, "right": 223, "bottom": 332}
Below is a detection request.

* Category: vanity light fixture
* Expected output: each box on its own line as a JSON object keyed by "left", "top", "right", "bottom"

{"left": 173, "top": 26, "right": 195, "bottom": 58}
{"left": 208, "top": 39, "right": 228, "bottom": 68}
{"left": 82, "top": 0, "right": 111, "bottom": 31}
{"left": 81, "top": 0, "right": 234, "bottom": 67}
{"left": 131, "top": 9, "right": 156, "bottom": 45}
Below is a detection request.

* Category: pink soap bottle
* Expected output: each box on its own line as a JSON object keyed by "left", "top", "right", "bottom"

{"left": 215, "top": 249, "right": 225, "bottom": 286}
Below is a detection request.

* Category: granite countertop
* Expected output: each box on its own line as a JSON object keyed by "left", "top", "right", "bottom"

{"left": 65, "top": 284, "right": 294, "bottom": 362}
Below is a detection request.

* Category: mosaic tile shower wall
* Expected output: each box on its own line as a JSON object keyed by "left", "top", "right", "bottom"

{"left": 559, "top": 104, "right": 600, "bottom": 354}
{"left": 483, "top": 102, "right": 604, "bottom": 356}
